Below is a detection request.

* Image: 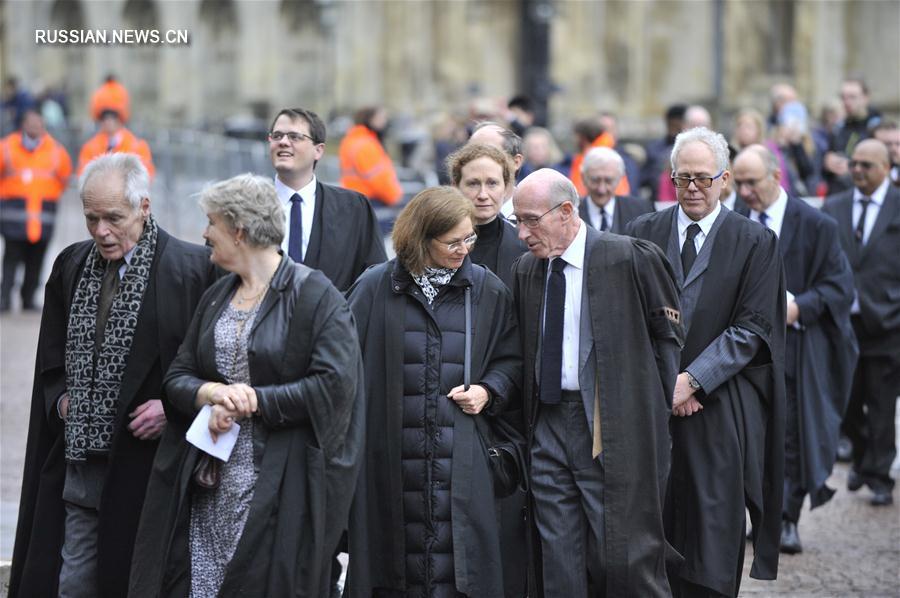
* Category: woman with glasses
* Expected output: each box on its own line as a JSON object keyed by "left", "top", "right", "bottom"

{"left": 446, "top": 143, "right": 528, "bottom": 290}
{"left": 345, "top": 186, "right": 523, "bottom": 598}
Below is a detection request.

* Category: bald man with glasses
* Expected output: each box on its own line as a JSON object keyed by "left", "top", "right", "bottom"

{"left": 823, "top": 139, "right": 900, "bottom": 508}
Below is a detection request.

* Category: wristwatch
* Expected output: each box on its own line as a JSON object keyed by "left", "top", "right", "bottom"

{"left": 685, "top": 372, "right": 702, "bottom": 391}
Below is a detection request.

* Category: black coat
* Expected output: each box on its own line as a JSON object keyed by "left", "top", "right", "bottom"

{"left": 629, "top": 208, "right": 786, "bottom": 596}
{"left": 345, "top": 257, "right": 522, "bottom": 598}
{"left": 823, "top": 185, "right": 900, "bottom": 355}
{"left": 9, "top": 229, "right": 216, "bottom": 598}
{"left": 129, "top": 256, "right": 365, "bottom": 598}
{"left": 513, "top": 227, "right": 684, "bottom": 597}
{"left": 303, "top": 181, "right": 388, "bottom": 291}
{"left": 470, "top": 215, "right": 527, "bottom": 290}
{"left": 578, "top": 194, "right": 655, "bottom": 234}
{"left": 737, "top": 197, "right": 858, "bottom": 507}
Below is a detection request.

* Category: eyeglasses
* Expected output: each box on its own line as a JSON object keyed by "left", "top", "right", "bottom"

{"left": 268, "top": 131, "right": 316, "bottom": 144}
{"left": 849, "top": 160, "right": 875, "bottom": 170}
{"left": 671, "top": 170, "right": 725, "bottom": 189}
{"left": 584, "top": 175, "right": 620, "bottom": 187}
{"left": 509, "top": 203, "right": 564, "bottom": 229}
{"left": 433, "top": 232, "right": 477, "bottom": 252}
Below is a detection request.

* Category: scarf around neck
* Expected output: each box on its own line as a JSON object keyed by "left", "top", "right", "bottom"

{"left": 64, "top": 215, "right": 159, "bottom": 461}
{"left": 412, "top": 266, "right": 457, "bottom": 305}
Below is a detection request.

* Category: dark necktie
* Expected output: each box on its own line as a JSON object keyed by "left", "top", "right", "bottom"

{"left": 681, "top": 223, "right": 701, "bottom": 277}
{"left": 96, "top": 259, "right": 123, "bottom": 349}
{"left": 855, "top": 197, "right": 871, "bottom": 244}
{"left": 540, "top": 257, "right": 567, "bottom": 404}
{"left": 288, "top": 193, "right": 303, "bottom": 262}
{"left": 759, "top": 211, "right": 769, "bottom": 229}
{"left": 600, "top": 210, "right": 609, "bottom": 231}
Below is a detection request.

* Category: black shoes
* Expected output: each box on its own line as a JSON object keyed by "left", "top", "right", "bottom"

{"left": 847, "top": 469, "right": 864, "bottom": 491}
{"left": 836, "top": 436, "right": 852, "bottom": 462}
{"left": 779, "top": 520, "right": 802, "bottom": 554}
{"left": 870, "top": 490, "right": 894, "bottom": 507}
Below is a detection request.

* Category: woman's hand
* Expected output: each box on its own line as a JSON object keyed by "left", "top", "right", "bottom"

{"left": 208, "top": 404, "right": 235, "bottom": 442}
{"left": 447, "top": 384, "right": 490, "bottom": 415}
{"left": 208, "top": 383, "right": 258, "bottom": 419}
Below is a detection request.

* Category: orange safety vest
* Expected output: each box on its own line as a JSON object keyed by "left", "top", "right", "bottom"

{"left": 339, "top": 124, "right": 403, "bottom": 206}
{"left": 570, "top": 131, "right": 631, "bottom": 198}
{"left": 90, "top": 80, "right": 131, "bottom": 123}
{"left": 0, "top": 132, "right": 72, "bottom": 243}
{"left": 77, "top": 128, "right": 155, "bottom": 178}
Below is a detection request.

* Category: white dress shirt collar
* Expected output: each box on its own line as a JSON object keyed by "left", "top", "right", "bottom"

{"left": 751, "top": 188, "right": 788, "bottom": 237}
{"left": 586, "top": 197, "right": 615, "bottom": 230}
{"left": 275, "top": 175, "right": 317, "bottom": 260}
{"left": 557, "top": 221, "right": 587, "bottom": 270}
{"left": 853, "top": 177, "right": 889, "bottom": 207}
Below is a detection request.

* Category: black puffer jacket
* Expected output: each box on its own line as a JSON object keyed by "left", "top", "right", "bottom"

{"left": 401, "top": 273, "right": 467, "bottom": 598}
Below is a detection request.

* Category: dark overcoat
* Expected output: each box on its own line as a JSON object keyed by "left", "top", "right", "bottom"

{"left": 578, "top": 194, "right": 655, "bottom": 234}
{"left": 513, "top": 226, "right": 685, "bottom": 597}
{"left": 345, "top": 258, "right": 522, "bottom": 598}
{"left": 302, "top": 181, "right": 387, "bottom": 291}
{"left": 738, "top": 197, "right": 858, "bottom": 507}
{"left": 470, "top": 215, "right": 528, "bottom": 290}
{"left": 629, "top": 207, "right": 786, "bottom": 596}
{"left": 128, "top": 256, "right": 365, "bottom": 598}
{"left": 9, "top": 229, "right": 215, "bottom": 598}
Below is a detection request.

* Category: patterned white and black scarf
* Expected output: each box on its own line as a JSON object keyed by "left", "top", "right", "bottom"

{"left": 412, "top": 266, "right": 457, "bottom": 305}
{"left": 64, "top": 215, "right": 158, "bottom": 462}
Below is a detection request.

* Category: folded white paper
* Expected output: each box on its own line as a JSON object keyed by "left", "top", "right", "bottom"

{"left": 186, "top": 404, "right": 240, "bottom": 461}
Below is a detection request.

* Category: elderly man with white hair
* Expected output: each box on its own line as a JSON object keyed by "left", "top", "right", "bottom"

{"left": 578, "top": 146, "right": 655, "bottom": 233}
{"left": 628, "top": 127, "right": 786, "bottom": 598}
{"left": 9, "top": 153, "right": 217, "bottom": 598}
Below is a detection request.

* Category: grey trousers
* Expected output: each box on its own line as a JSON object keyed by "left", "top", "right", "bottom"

{"left": 58, "top": 501, "right": 100, "bottom": 598}
{"left": 531, "top": 392, "right": 606, "bottom": 598}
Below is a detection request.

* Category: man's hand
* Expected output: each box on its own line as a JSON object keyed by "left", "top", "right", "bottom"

{"left": 209, "top": 383, "right": 257, "bottom": 419}
{"left": 824, "top": 152, "right": 849, "bottom": 177}
{"left": 673, "top": 396, "right": 704, "bottom": 417}
{"left": 786, "top": 300, "right": 800, "bottom": 326}
{"left": 672, "top": 372, "right": 696, "bottom": 409}
{"left": 128, "top": 399, "right": 167, "bottom": 440}
{"left": 447, "top": 384, "right": 490, "bottom": 415}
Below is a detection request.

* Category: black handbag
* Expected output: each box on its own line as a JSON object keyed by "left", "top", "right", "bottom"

{"left": 465, "top": 286, "right": 524, "bottom": 499}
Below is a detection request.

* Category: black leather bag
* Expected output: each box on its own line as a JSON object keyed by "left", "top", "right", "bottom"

{"left": 474, "top": 414, "right": 522, "bottom": 498}
{"left": 465, "top": 286, "right": 524, "bottom": 499}
{"left": 192, "top": 453, "right": 222, "bottom": 491}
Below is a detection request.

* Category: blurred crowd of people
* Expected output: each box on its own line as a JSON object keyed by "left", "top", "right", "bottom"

{"left": 2, "top": 71, "right": 898, "bottom": 598}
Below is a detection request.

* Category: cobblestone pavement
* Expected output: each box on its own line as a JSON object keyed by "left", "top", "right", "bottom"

{"left": 1, "top": 194, "right": 898, "bottom": 596}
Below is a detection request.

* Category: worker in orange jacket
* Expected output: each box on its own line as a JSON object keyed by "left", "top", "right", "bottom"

{"left": 90, "top": 74, "right": 130, "bottom": 123}
{"left": 339, "top": 106, "right": 403, "bottom": 206}
{"left": 569, "top": 117, "right": 630, "bottom": 198}
{"left": 77, "top": 109, "right": 155, "bottom": 178}
{"left": 0, "top": 109, "right": 72, "bottom": 311}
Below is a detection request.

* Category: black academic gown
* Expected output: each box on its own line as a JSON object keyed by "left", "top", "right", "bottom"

{"left": 738, "top": 198, "right": 858, "bottom": 509}
{"left": 129, "top": 256, "right": 365, "bottom": 598}
{"left": 9, "top": 229, "right": 215, "bottom": 598}
{"left": 470, "top": 215, "right": 528, "bottom": 291}
{"left": 345, "top": 258, "right": 522, "bottom": 598}
{"left": 629, "top": 207, "right": 786, "bottom": 597}
{"left": 578, "top": 194, "right": 655, "bottom": 234}
{"left": 514, "top": 226, "right": 685, "bottom": 597}
{"left": 303, "top": 181, "right": 388, "bottom": 291}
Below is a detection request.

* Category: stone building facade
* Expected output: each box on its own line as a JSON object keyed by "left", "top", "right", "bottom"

{"left": 3, "top": 0, "right": 898, "bottom": 136}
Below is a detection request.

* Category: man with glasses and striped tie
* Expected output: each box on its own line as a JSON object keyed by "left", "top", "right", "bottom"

{"left": 628, "top": 127, "right": 786, "bottom": 598}
{"left": 823, "top": 139, "right": 900, "bottom": 509}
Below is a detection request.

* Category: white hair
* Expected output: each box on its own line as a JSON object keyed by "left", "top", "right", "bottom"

{"left": 199, "top": 173, "right": 285, "bottom": 248}
{"left": 79, "top": 153, "right": 150, "bottom": 209}
{"left": 581, "top": 146, "right": 625, "bottom": 177}
{"left": 670, "top": 127, "right": 730, "bottom": 173}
